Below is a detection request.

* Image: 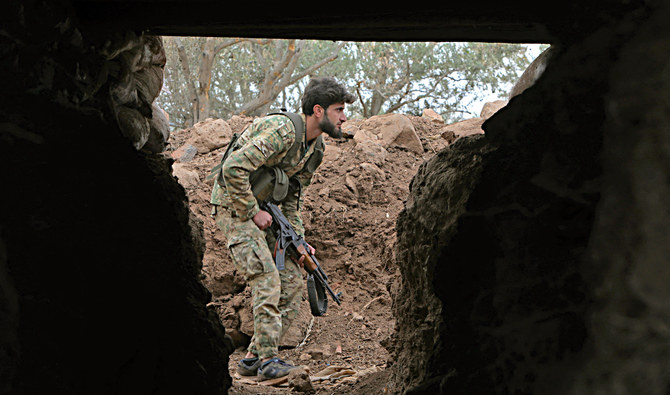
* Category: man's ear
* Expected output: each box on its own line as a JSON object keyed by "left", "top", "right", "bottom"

{"left": 312, "top": 104, "right": 324, "bottom": 118}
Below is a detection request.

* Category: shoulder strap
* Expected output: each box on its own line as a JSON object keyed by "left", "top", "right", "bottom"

{"left": 207, "top": 132, "right": 240, "bottom": 182}
{"left": 280, "top": 111, "right": 323, "bottom": 173}
{"left": 304, "top": 135, "right": 324, "bottom": 173}
{"left": 269, "top": 111, "right": 305, "bottom": 159}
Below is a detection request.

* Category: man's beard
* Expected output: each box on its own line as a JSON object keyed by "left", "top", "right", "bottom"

{"left": 319, "top": 117, "right": 343, "bottom": 139}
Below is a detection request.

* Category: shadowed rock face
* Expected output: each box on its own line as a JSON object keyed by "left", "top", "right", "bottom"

{"left": 390, "top": 3, "right": 670, "bottom": 394}
{"left": 0, "top": 2, "right": 232, "bottom": 393}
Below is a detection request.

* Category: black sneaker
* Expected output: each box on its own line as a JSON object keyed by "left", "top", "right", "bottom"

{"left": 236, "top": 357, "right": 261, "bottom": 376}
{"left": 257, "top": 358, "right": 298, "bottom": 381}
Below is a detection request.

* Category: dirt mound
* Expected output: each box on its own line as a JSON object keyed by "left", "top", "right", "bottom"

{"left": 167, "top": 109, "right": 487, "bottom": 393}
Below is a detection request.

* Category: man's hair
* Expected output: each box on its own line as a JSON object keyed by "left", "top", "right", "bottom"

{"left": 301, "top": 77, "right": 355, "bottom": 115}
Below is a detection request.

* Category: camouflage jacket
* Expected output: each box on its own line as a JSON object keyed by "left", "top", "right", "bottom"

{"left": 210, "top": 113, "right": 321, "bottom": 236}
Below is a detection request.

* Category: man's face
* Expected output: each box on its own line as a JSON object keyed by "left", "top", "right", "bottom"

{"left": 318, "top": 102, "right": 347, "bottom": 138}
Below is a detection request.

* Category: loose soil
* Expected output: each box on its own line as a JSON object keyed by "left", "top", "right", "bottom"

{"left": 168, "top": 113, "right": 474, "bottom": 394}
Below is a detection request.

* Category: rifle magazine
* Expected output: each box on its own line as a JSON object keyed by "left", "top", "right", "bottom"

{"left": 307, "top": 274, "right": 328, "bottom": 316}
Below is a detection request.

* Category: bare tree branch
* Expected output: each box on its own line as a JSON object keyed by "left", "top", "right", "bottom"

{"left": 286, "top": 42, "right": 345, "bottom": 86}
{"left": 235, "top": 40, "right": 345, "bottom": 116}
{"left": 355, "top": 80, "right": 369, "bottom": 118}
{"left": 386, "top": 74, "right": 448, "bottom": 113}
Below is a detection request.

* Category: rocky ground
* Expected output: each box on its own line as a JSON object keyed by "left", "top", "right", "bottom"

{"left": 167, "top": 104, "right": 501, "bottom": 393}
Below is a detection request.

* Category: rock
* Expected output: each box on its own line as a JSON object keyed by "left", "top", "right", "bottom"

{"left": 423, "top": 132, "right": 454, "bottom": 153}
{"left": 441, "top": 117, "right": 485, "bottom": 139}
{"left": 288, "top": 367, "right": 314, "bottom": 393}
{"left": 223, "top": 329, "right": 249, "bottom": 350}
{"left": 374, "top": 114, "right": 424, "bottom": 154}
{"left": 352, "top": 312, "right": 365, "bottom": 321}
{"left": 479, "top": 100, "right": 508, "bottom": 119}
{"left": 354, "top": 141, "right": 388, "bottom": 167}
{"left": 509, "top": 46, "right": 554, "bottom": 99}
{"left": 352, "top": 127, "right": 378, "bottom": 145}
{"left": 106, "top": 35, "right": 167, "bottom": 151}
{"left": 116, "top": 105, "right": 150, "bottom": 150}
{"left": 341, "top": 119, "right": 362, "bottom": 138}
{"left": 422, "top": 108, "right": 444, "bottom": 123}
{"left": 344, "top": 175, "right": 358, "bottom": 195}
{"left": 306, "top": 346, "right": 331, "bottom": 360}
{"left": 171, "top": 163, "right": 200, "bottom": 189}
{"left": 441, "top": 130, "right": 456, "bottom": 142}
{"left": 202, "top": 272, "right": 238, "bottom": 296}
{"left": 171, "top": 144, "right": 197, "bottom": 162}
{"left": 356, "top": 114, "right": 424, "bottom": 155}
{"left": 143, "top": 103, "right": 170, "bottom": 153}
{"left": 184, "top": 118, "right": 233, "bottom": 153}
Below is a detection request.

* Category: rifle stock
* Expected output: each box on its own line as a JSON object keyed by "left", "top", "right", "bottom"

{"left": 295, "top": 244, "right": 317, "bottom": 272}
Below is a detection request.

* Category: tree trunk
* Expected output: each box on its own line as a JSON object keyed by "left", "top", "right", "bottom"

{"left": 175, "top": 37, "right": 248, "bottom": 126}
{"left": 174, "top": 37, "right": 199, "bottom": 126}
{"left": 196, "top": 39, "right": 217, "bottom": 123}
{"left": 370, "top": 90, "right": 384, "bottom": 116}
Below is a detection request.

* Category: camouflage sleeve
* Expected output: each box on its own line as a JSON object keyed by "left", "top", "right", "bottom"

{"left": 222, "top": 117, "right": 294, "bottom": 220}
{"left": 280, "top": 169, "right": 315, "bottom": 237}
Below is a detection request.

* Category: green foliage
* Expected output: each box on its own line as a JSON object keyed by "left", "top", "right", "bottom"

{"left": 210, "top": 40, "right": 265, "bottom": 116}
{"left": 157, "top": 37, "right": 541, "bottom": 130}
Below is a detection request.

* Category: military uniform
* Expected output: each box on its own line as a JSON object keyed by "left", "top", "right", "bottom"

{"left": 211, "top": 113, "right": 322, "bottom": 359}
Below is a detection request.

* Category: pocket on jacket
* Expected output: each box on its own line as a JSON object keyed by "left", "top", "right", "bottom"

{"left": 228, "top": 237, "right": 275, "bottom": 280}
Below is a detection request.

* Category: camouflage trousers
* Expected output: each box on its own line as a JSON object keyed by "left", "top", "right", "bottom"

{"left": 214, "top": 206, "right": 303, "bottom": 359}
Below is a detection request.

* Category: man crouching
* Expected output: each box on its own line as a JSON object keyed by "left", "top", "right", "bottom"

{"left": 210, "top": 77, "right": 354, "bottom": 381}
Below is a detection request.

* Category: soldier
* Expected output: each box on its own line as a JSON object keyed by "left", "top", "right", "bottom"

{"left": 210, "top": 77, "right": 355, "bottom": 381}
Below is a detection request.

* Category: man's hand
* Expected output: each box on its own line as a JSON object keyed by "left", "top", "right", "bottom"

{"left": 296, "top": 243, "right": 316, "bottom": 270}
{"left": 252, "top": 210, "right": 273, "bottom": 230}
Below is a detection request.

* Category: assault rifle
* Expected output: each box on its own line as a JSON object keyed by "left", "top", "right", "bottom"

{"left": 259, "top": 200, "right": 342, "bottom": 316}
